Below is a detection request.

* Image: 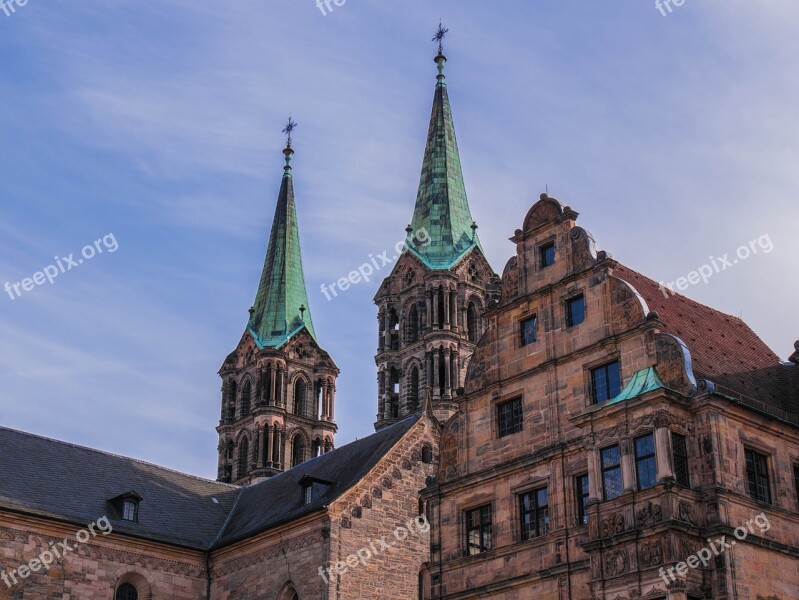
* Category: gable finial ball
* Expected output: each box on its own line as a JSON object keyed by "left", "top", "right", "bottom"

{"left": 540, "top": 192, "right": 549, "bottom": 200}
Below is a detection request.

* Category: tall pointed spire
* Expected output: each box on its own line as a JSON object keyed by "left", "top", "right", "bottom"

{"left": 248, "top": 120, "right": 316, "bottom": 348}
{"left": 406, "top": 23, "right": 481, "bottom": 270}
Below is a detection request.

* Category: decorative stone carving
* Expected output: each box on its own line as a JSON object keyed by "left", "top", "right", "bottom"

{"left": 678, "top": 501, "right": 694, "bottom": 524}
{"left": 640, "top": 541, "right": 663, "bottom": 567}
{"left": 636, "top": 502, "right": 663, "bottom": 529}
{"left": 602, "top": 513, "right": 626, "bottom": 537}
{"left": 604, "top": 550, "right": 626, "bottom": 577}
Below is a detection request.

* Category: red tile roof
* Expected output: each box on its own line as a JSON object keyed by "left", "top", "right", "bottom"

{"left": 613, "top": 264, "right": 798, "bottom": 422}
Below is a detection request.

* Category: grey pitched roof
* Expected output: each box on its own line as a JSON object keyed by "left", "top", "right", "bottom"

{"left": 0, "top": 427, "right": 239, "bottom": 549}
{"left": 0, "top": 413, "right": 423, "bottom": 551}
{"left": 213, "top": 413, "right": 422, "bottom": 548}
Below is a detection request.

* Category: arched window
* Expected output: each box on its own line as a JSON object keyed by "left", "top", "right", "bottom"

{"left": 273, "top": 428, "right": 282, "bottom": 467}
{"left": 240, "top": 380, "right": 251, "bottom": 417}
{"left": 237, "top": 437, "right": 249, "bottom": 478}
{"left": 422, "top": 444, "right": 433, "bottom": 464}
{"left": 407, "top": 304, "right": 419, "bottom": 343}
{"left": 294, "top": 379, "right": 307, "bottom": 417}
{"left": 389, "top": 308, "right": 400, "bottom": 350}
{"left": 292, "top": 435, "right": 306, "bottom": 468}
{"left": 467, "top": 302, "right": 479, "bottom": 343}
{"left": 116, "top": 583, "right": 138, "bottom": 600}
{"left": 409, "top": 367, "right": 420, "bottom": 411}
{"left": 437, "top": 288, "right": 445, "bottom": 327}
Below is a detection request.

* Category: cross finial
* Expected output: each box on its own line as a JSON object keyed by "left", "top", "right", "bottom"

{"left": 433, "top": 20, "right": 448, "bottom": 55}
{"left": 282, "top": 116, "right": 297, "bottom": 149}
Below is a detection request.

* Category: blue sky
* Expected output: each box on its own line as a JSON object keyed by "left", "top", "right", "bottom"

{"left": 1, "top": 1, "right": 797, "bottom": 479}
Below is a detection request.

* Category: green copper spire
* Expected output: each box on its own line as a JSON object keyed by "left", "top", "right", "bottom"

{"left": 406, "top": 25, "right": 481, "bottom": 270}
{"left": 248, "top": 121, "right": 316, "bottom": 349}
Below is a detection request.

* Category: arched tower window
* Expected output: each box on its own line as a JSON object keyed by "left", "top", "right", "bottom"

{"left": 409, "top": 367, "right": 420, "bottom": 411}
{"left": 467, "top": 302, "right": 479, "bottom": 343}
{"left": 407, "top": 304, "right": 420, "bottom": 344}
{"left": 294, "top": 379, "right": 307, "bottom": 417}
{"left": 225, "top": 380, "right": 237, "bottom": 422}
{"left": 237, "top": 437, "right": 249, "bottom": 478}
{"left": 292, "top": 435, "right": 306, "bottom": 468}
{"left": 240, "top": 380, "right": 251, "bottom": 417}
{"left": 389, "top": 308, "right": 400, "bottom": 350}
{"left": 437, "top": 287, "right": 446, "bottom": 328}
{"left": 389, "top": 367, "right": 400, "bottom": 418}
{"left": 115, "top": 583, "right": 138, "bottom": 600}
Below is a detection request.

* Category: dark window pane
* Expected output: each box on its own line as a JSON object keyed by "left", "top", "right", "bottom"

{"left": 744, "top": 449, "right": 771, "bottom": 504}
{"left": 116, "top": 584, "right": 138, "bottom": 600}
{"left": 635, "top": 433, "right": 657, "bottom": 491}
{"left": 566, "top": 295, "right": 585, "bottom": 327}
{"left": 672, "top": 433, "right": 690, "bottom": 487}
{"left": 577, "top": 474, "right": 590, "bottom": 525}
{"left": 466, "top": 505, "right": 493, "bottom": 555}
{"left": 519, "top": 487, "right": 549, "bottom": 540}
{"left": 601, "top": 445, "right": 622, "bottom": 501}
{"left": 539, "top": 242, "right": 555, "bottom": 268}
{"left": 520, "top": 316, "right": 538, "bottom": 346}
{"left": 497, "top": 398, "right": 523, "bottom": 438}
{"left": 592, "top": 361, "right": 621, "bottom": 404}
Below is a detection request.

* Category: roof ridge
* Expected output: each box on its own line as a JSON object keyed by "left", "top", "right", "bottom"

{"left": 0, "top": 426, "right": 237, "bottom": 490}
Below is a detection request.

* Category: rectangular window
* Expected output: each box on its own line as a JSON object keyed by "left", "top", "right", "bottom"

{"left": 519, "top": 487, "right": 549, "bottom": 540}
{"left": 497, "top": 397, "right": 523, "bottom": 438}
{"left": 303, "top": 484, "right": 313, "bottom": 505}
{"left": 520, "top": 315, "right": 538, "bottom": 346}
{"left": 539, "top": 242, "right": 555, "bottom": 268}
{"left": 672, "top": 433, "right": 690, "bottom": 487}
{"left": 794, "top": 465, "right": 799, "bottom": 509}
{"left": 566, "top": 294, "right": 585, "bottom": 327}
{"left": 465, "top": 505, "right": 492, "bottom": 555}
{"left": 576, "top": 474, "right": 589, "bottom": 526}
{"left": 744, "top": 448, "right": 771, "bottom": 504}
{"left": 635, "top": 433, "right": 657, "bottom": 491}
{"left": 601, "top": 445, "right": 623, "bottom": 501}
{"left": 591, "top": 361, "right": 622, "bottom": 404}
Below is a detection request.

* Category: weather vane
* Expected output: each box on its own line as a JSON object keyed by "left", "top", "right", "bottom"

{"left": 282, "top": 116, "right": 297, "bottom": 149}
{"left": 433, "top": 21, "right": 448, "bottom": 55}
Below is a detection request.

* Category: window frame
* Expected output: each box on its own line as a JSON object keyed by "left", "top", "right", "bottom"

{"left": 565, "top": 294, "right": 585, "bottom": 328}
{"left": 601, "top": 445, "right": 623, "bottom": 501}
{"left": 539, "top": 241, "right": 555, "bottom": 268}
{"left": 496, "top": 397, "right": 523, "bottom": 438}
{"left": 115, "top": 583, "right": 139, "bottom": 600}
{"left": 520, "top": 314, "right": 538, "bottom": 347}
{"left": 744, "top": 448, "right": 772, "bottom": 504}
{"left": 465, "top": 504, "right": 493, "bottom": 556}
{"left": 672, "top": 432, "right": 690, "bottom": 488}
{"left": 590, "top": 360, "right": 622, "bottom": 405}
{"left": 634, "top": 433, "right": 657, "bottom": 491}
{"left": 576, "top": 474, "right": 590, "bottom": 526}
{"left": 122, "top": 499, "right": 139, "bottom": 522}
{"left": 519, "top": 487, "right": 550, "bottom": 541}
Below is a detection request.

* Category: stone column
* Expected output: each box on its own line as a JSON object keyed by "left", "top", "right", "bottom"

{"left": 329, "top": 383, "right": 335, "bottom": 420}
{"left": 655, "top": 424, "right": 674, "bottom": 482}
{"left": 452, "top": 352, "right": 460, "bottom": 391}
{"left": 270, "top": 365, "right": 277, "bottom": 405}
{"left": 587, "top": 445, "right": 600, "bottom": 501}
{"left": 621, "top": 439, "right": 635, "bottom": 493}
{"left": 452, "top": 291, "right": 459, "bottom": 331}
{"left": 443, "top": 348, "right": 452, "bottom": 399}
{"left": 266, "top": 425, "right": 274, "bottom": 465}
{"left": 384, "top": 311, "right": 391, "bottom": 350}
{"left": 425, "top": 293, "right": 432, "bottom": 329}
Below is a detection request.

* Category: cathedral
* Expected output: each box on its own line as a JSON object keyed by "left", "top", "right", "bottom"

{"left": 0, "top": 31, "right": 797, "bottom": 600}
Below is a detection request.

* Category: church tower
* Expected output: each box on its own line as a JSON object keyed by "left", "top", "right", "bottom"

{"left": 217, "top": 123, "right": 339, "bottom": 485}
{"left": 374, "top": 28, "right": 500, "bottom": 430}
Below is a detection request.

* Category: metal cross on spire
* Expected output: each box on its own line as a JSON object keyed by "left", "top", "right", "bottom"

{"left": 433, "top": 21, "right": 448, "bottom": 55}
{"left": 282, "top": 116, "right": 297, "bottom": 149}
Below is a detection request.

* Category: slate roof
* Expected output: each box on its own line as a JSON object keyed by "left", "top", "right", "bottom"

{"left": 213, "top": 413, "right": 421, "bottom": 548}
{"left": 248, "top": 146, "right": 316, "bottom": 349}
{"left": 0, "top": 414, "right": 423, "bottom": 551}
{"left": 407, "top": 53, "right": 481, "bottom": 271}
{"left": 614, "top": 264, "right": 799, "bottom": 422}
{"left": 0, "top": 427, "right": 239, "bottom": 549}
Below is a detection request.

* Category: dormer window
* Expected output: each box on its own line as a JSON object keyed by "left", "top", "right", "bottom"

{"left": 303, "top": 484, "right": 313, "bottom": 506}
{"left": 108, "top": 492, "right": 142, "bottom": 523}
{"left": 123, "top": 500, "right": 138, "bottom": 522}
{"left": 299, "top": 475, "right": 332, "bottom": 506}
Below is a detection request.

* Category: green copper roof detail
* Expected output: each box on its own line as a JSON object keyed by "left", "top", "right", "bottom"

{"left": 248, "top": 145, "right": 316, "bottom": 349}
{"left": 605, "top": 367, "right": 665, "bottom": 406}
{"left": 407, "top": 52, "right": 482, "bottom": 271}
